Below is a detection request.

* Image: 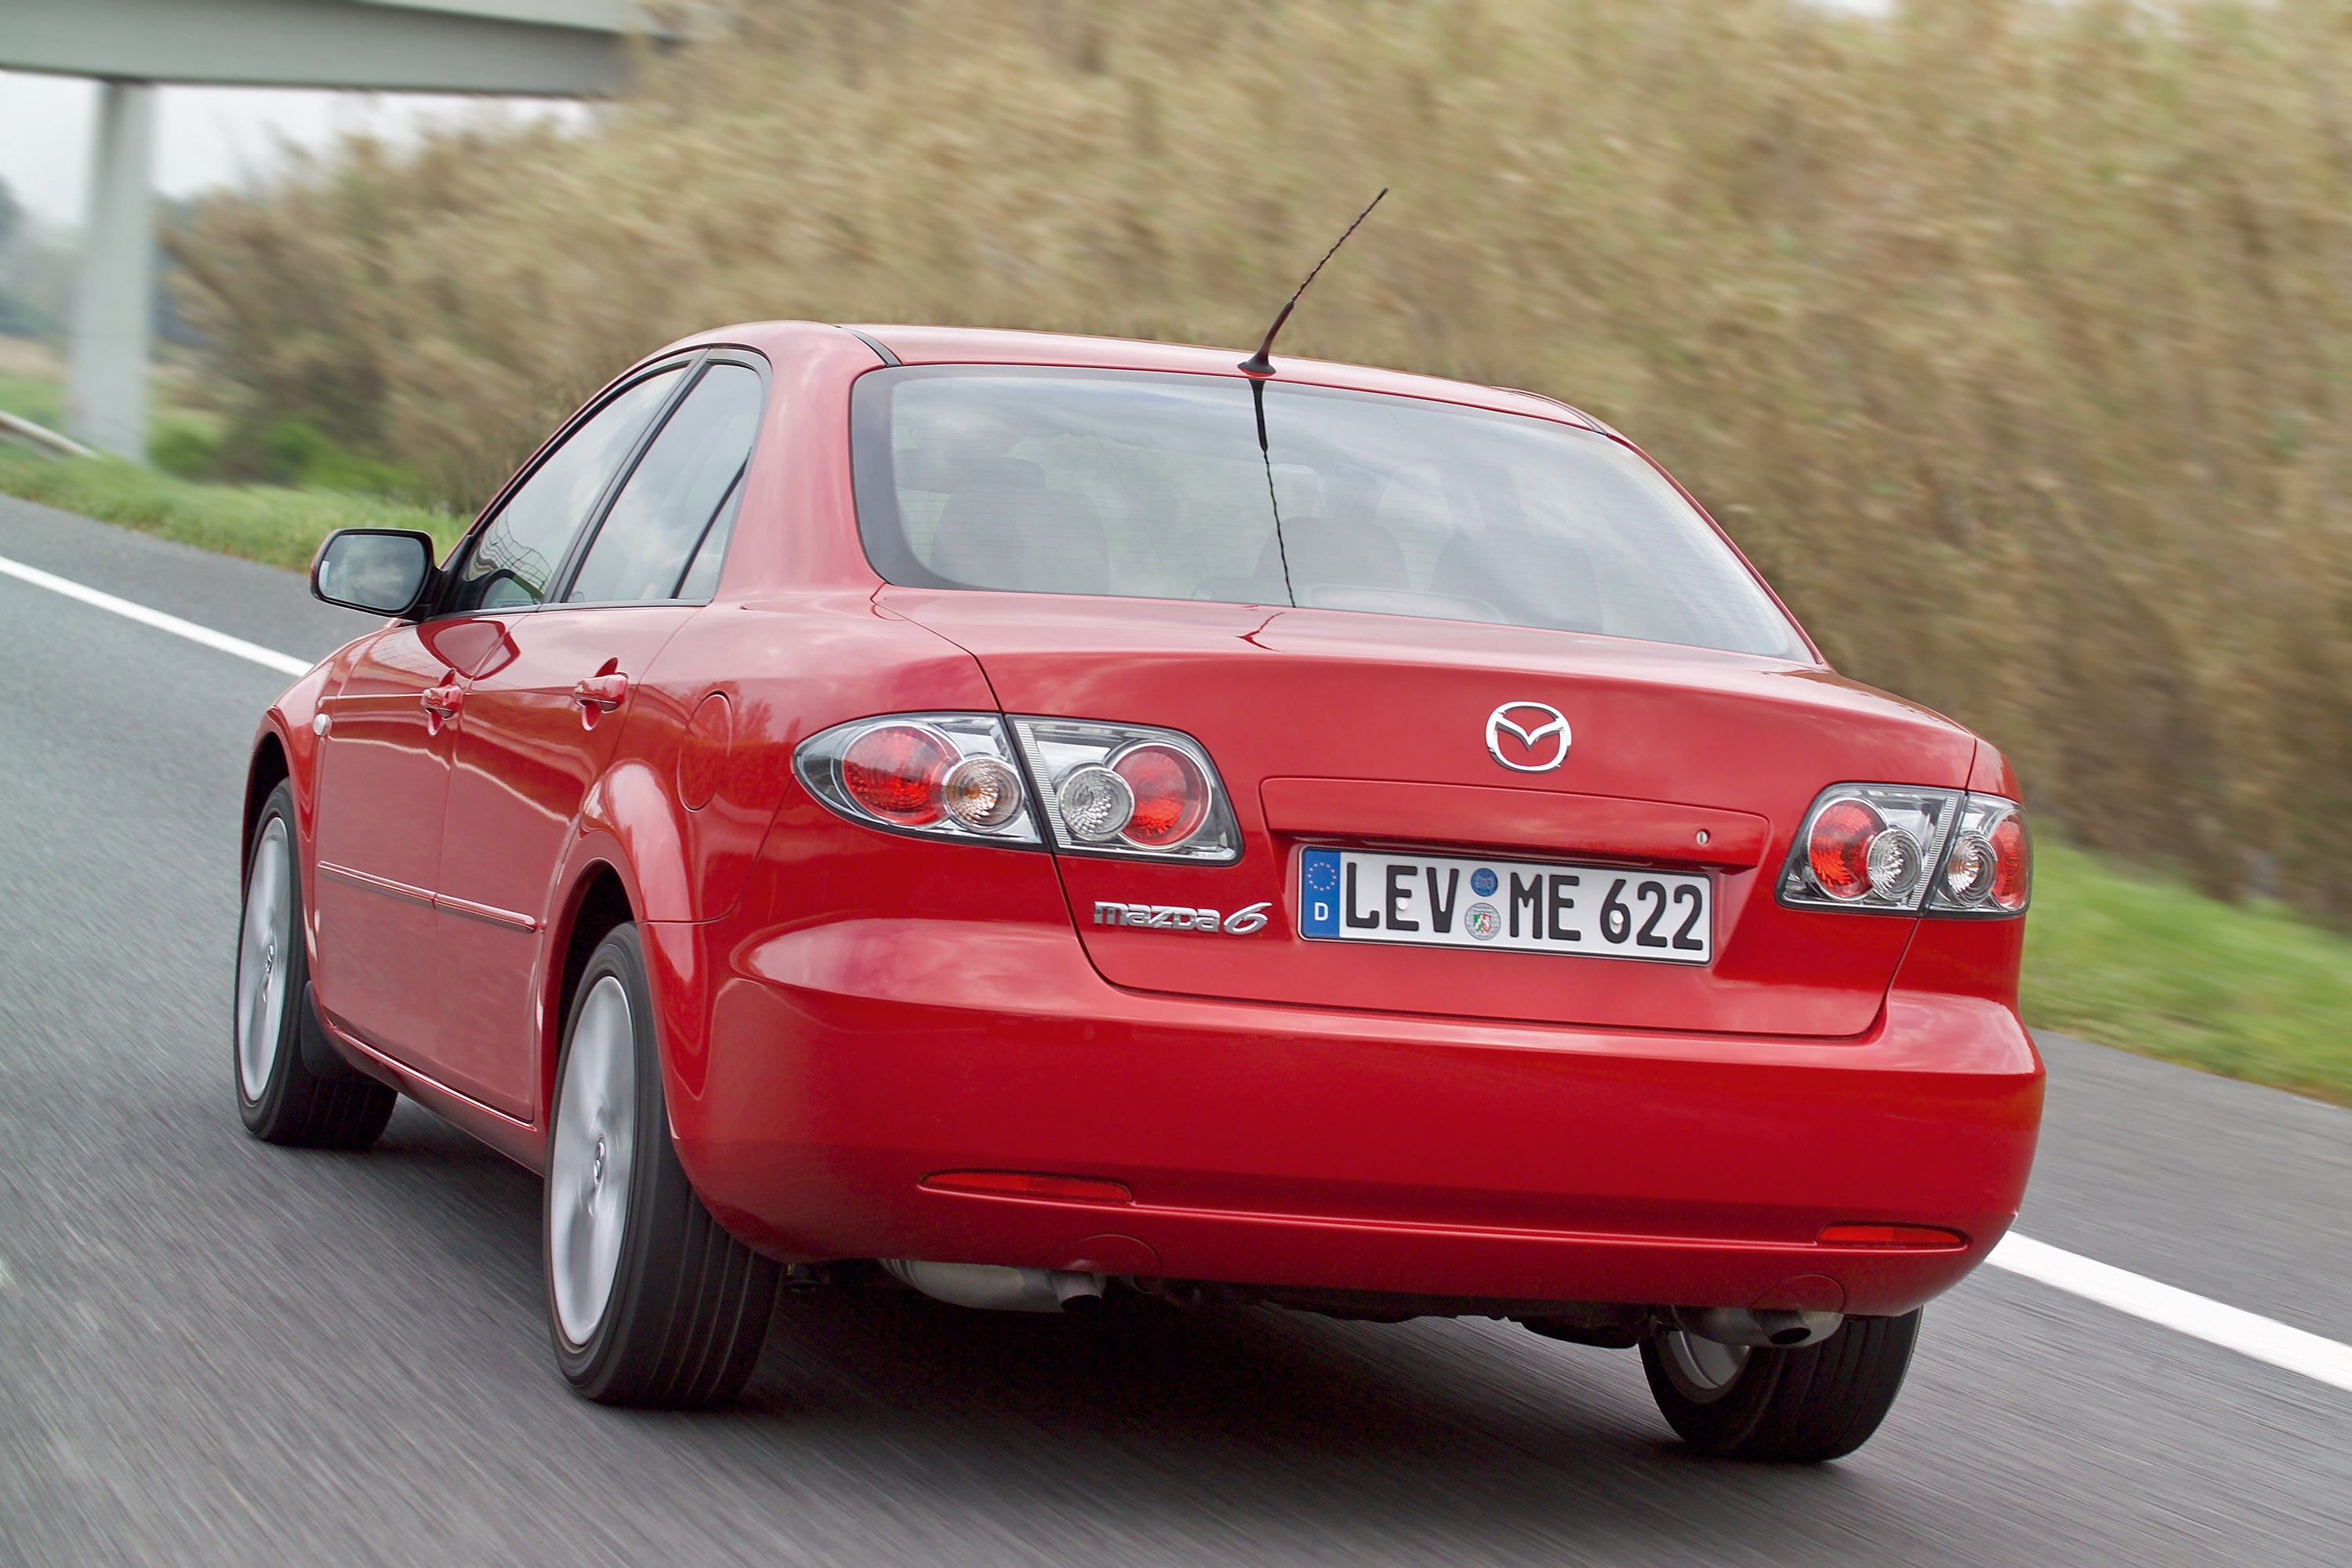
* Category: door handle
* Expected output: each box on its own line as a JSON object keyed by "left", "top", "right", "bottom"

{"left": 421, "top": 683, "right": 463, "bottom": 718}
{"left": 571, "top": 673, "right": 630, "bottom": 713}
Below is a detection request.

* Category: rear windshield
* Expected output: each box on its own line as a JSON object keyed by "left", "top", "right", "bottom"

{"left": 850, "top": 365, "right": 1802, "bottom": 658}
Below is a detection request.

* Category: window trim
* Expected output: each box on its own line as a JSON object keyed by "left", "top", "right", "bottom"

{"left": 550, "top": 348, "right": 772, "bottom": 610}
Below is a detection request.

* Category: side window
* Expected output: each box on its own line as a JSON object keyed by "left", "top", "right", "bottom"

{"left": 447, "top": 367, "right": 684, "bottom": 613}
{"left": 671, "top": 476, "right": 744, "bottom": 602}
{"left": 566, "top": 363, "right": 765, "bottom": 604}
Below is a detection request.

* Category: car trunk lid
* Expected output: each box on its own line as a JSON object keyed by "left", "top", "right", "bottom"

{"left": 883, "top": 588, "right": 1975, "bottom": 1037}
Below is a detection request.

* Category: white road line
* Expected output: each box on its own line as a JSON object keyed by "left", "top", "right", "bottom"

{"left": 6, "top": 550, "right": 2350, "bottom": 1400}
{"left": 0, "top": 552, "right": 313, "bottom": 677}
{"left": 1991, "top": 1232, "right": 2352, "bottom": 1392}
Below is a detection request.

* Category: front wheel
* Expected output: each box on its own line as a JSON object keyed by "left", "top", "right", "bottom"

{"left": 544, "top": 924, "right": 779, "bottom": 1406}
{"left": 234, "top": 782, "right": 397, "bottom": 1149}
{"left": 1639, "top": 1310, "right": 1922, "bottom": 1461}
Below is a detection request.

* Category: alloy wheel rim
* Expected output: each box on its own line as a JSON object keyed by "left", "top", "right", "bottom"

{"left": 234, "top": 818, "right": 293, "bottom": 1102}
{"left": 1661, "top": 1330, "right": 1751, "bottom": 1404}
{"left": 548, "top": 975, "right": 638, "bottom": 1345}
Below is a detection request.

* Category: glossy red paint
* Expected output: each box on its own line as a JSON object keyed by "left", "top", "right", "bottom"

{"left": 256, "top": 319, "right": 2042, "bottom": 1322}
{"left": 1258, "top": 779, "right": 1772, "bottom": 869}
{"left": 435, "top": 603, "right": 695, "bottom": 1116}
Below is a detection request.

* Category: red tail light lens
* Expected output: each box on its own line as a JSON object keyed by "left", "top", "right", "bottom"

{"left": 1806, "top": 797, "right": 1885, "bottom": 901}
{"left": 1112, "top": 742, "right": 1210, "bottom": 848}
{"left": 840, "top": 724, "right": 957, "bottom": 825}
{"left": 1988, "top": 814, "right": 2030, "bottom": 911}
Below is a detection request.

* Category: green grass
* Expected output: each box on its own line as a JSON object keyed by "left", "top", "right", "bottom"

{"left": 0, "top": 369, "right": 65, "bottom": 428}
{"left": 2024, "top": 842, "right": 2352, "bottom": 1106}
{"left": 0, "top": 448, "right": 463, "bottom": 572}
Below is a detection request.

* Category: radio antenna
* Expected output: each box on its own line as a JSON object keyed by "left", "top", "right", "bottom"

{"left": 1238, "top": 187, "right": 1388, "bottom": 378}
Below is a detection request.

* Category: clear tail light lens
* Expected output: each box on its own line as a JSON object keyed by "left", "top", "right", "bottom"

{"left": 795, "top": 713, "right": 1240, "bottom": 861}
{"left": 1780, "top": 785, "right": 2028, "bottom": 916}
{"left": 942, "top": 754, "right": 1024, "bottom": 830}
{"left": 798, "top": 714, "right": 1043, "bottom": 844}
{"left": 1940, "top": 832, "right": 1998, "bottom": 905}
{"left": 1055, "top": 764, "right": 1136, "bottom": 843}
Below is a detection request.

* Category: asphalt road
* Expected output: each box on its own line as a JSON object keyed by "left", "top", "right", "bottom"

{"left": 3, "top": 495, "right": 2348, "bottom": 1567}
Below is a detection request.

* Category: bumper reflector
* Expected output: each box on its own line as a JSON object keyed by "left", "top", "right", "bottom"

{"left": 924, "top": 1170, "right": 1134, "bottom": 1204}
{"left": 1818, "top": 1223, "right": 1969, "bottom": 1249}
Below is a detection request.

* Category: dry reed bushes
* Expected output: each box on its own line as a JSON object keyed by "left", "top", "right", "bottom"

{"left": 169, "top": 0, "right": 2352, "bottom": 916}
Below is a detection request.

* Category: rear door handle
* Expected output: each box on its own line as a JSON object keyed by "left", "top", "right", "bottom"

{"left": 421, "top": 682, "right": 463, "bottom": 718}
{"left": 571, "top": 673, "right": 630, "bottom": 712}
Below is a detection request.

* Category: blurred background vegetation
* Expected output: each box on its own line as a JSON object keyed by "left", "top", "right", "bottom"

{"left": 152, "top": 0, "right": 2352, "bottom": 925}
{"left": 3, "top": 0, "right": 2350, "bottom": 1098}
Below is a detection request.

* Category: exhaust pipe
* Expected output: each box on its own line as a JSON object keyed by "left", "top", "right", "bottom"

{"left": 1671, "top": 1306, "right": 1843, "bottom": 1348}
{"left": 882, "top": 1259, "right": 1108, "bottom": 1313}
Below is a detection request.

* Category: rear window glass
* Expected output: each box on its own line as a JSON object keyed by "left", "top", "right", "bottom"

{"left": 851, "top": 366, "right": 1802, "bottom": 658}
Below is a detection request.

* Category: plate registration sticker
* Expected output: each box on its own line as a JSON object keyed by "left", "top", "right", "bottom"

{"left": 1298, "top": 847, "right": 1712, "bottom": 964}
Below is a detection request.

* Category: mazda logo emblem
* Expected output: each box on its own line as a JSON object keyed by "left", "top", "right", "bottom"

{"left": 1485, "top": 702, "right": 1571, "bottom": 772}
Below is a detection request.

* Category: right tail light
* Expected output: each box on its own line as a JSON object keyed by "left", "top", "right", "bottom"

{"left": 1778, "top": 785, "right": 2029, "bottom": 916}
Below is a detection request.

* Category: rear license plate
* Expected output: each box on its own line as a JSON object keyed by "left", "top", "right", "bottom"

{"left": 1298, "top": 847, "right": 1712, "bottom": 964}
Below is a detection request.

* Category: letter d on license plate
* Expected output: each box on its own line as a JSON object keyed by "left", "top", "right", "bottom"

{"left": 1298, "top": 847, "right": 1711, "bottom": 964}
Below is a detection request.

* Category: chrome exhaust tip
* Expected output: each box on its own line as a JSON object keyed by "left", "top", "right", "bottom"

{"left": 1671, "top": 1306, "right": 1843, "bottom": 1348}
{"left": 882, "top": 1259, "right": 1109, "bottom": 1314}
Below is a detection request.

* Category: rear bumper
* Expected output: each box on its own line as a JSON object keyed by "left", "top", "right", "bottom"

{"left": 649, "top": 916, "right": 2042, "bottom": 1319}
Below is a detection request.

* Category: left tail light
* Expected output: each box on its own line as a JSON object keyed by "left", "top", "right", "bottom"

{"left": 799, "top": 714, "right": 1044, "bottom": 844}
{"left": 1778, "top": 784, "right": 2029, "bottom": 916}
{"left": 796, "top": 713, "right": 1240, "bottom": 862}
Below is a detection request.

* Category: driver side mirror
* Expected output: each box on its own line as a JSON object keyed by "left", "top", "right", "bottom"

{"left": 311, "top": 529, "right": 437, "bottom": 618}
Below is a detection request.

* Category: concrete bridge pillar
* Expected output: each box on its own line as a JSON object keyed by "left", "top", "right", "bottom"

{"left": 66, "top": 79, "right": 156, "bottom": 460}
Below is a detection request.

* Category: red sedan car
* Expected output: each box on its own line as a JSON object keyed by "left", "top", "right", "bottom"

{"left": 235, "top": 321, "right": 2040, "bottom": 1461}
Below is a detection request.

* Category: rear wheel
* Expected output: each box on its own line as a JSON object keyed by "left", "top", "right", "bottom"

{"left": 234, "top": 782, "right": 397, "bottom": 1149}
{"left": 545, "top": 924, "right": 779, "bottom": 1406}
{"left": 1639, "top": 1310, "right": 1922, "bottom": 1461}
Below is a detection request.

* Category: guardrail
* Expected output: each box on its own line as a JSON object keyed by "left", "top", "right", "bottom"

{"left": 0, "top": 410, "right": 100, "bottom": 460}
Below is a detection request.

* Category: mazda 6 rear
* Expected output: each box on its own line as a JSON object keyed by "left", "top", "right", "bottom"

{"left": 686, "top": 338, "right": 2040, "bottom": 1459}
{"left": 252, "top": 323, "right": 2040, "bottom": 1462}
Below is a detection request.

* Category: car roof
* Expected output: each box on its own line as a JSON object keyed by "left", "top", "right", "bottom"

{"left": 666, "top": 320, "right": 1609, "bottom": 434}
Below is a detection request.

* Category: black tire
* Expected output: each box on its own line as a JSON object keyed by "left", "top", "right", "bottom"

{"left": 1639, "top": 1310, "right": 1922, "bottom": 1461}
{"left": 544, "top": 924, "right": 779, "bottom": 1406}
{"left": 234, "top": 782, "right": 397, "bottom": 1149}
